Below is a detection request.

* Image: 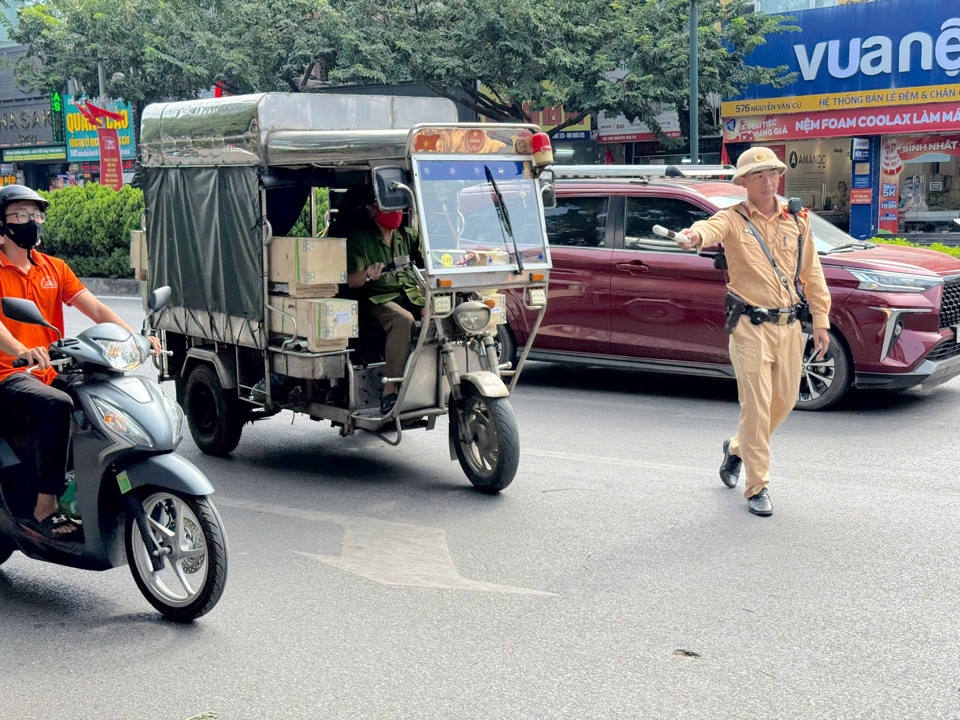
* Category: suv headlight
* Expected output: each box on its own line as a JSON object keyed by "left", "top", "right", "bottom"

{"left": 847, "top": 269, "right": 943, "bottom": 293}
{"left": 94, "top": 336, "right": 147, "bottom": 370}
{"left": 91, "top": 396, "right": 154, "bottom": 448}
{"left": 452, "top": 300, "right": 493, "bottom": 335}
{"left": 160, "top": 389, "right": 184, "bottom": 446}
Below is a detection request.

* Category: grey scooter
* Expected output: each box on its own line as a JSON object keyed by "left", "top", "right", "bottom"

{"left": 0, "top": 288, "right": 228, "bottom": 622}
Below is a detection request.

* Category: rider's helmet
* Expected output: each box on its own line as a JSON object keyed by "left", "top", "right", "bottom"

{"left": 0, "top": 184, "right": 49, "bottom": 215}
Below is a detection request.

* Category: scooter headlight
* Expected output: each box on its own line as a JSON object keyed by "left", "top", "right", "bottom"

{"left": 160, "top": 389, "right": 184, "bottom": 447}
{"left": 91, "top": 396, "right": 155, "bottom": 448}
{"left": 94, "top": 336, "right": 147, "bottom": 371}
{"left": 452, "top": 300, "right": 493, "bottom": 335}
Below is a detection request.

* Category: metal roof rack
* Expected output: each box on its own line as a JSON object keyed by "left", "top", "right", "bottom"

{"left": 553, "top": 164, "right": 736, "bottom": 180}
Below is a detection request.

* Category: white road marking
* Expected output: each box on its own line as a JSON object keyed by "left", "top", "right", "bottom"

{"left": 215, "top": 497, "right": 555, "bottom": 595}
{"left": 525, "top": 448, "right": 713, "bottom": 476}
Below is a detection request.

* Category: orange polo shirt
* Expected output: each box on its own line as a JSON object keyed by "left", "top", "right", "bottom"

{"left": 0, "top": 249, "right": 87, "bottom": 385}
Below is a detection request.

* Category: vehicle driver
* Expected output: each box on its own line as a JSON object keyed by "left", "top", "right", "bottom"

{"left": 677, "top": 147, "right": 831, "bottom": 517}
{"left": 0, "top": 185, "right": 161, "bottom": 543}
{"left": 346, "top": 187, "right": 424, "bottom": 415}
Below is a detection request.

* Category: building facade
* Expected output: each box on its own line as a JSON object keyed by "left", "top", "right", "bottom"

{"left": 725, "top": 0, "right": 959, "bottom": 239}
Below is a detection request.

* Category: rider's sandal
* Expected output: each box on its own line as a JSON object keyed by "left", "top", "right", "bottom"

{"left": 20, "top": 512, "right": 84, "bottom": 544}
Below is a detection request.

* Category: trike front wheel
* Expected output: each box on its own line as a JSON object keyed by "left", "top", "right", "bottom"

{"left": 449, "top": 386, "right": 520, "bottom": 494}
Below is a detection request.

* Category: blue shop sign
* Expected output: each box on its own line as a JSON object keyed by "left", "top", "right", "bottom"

{"left": 734, "top": 0, "right": 960, "bottom": 100}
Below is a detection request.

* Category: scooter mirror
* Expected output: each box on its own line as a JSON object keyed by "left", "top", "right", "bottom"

{"left": 147, "top": 286, "right": 172, "bottom": 313}
{"left": 2, "top": 297, "right": 56, "bottom": 330}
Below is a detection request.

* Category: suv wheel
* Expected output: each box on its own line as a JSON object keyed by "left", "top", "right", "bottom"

{"left": 796, "top": 327, "right": 851, "bottom": 411}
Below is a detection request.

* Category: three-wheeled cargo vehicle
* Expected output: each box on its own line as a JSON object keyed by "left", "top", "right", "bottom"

{"left": 137, "top": 93, "right": 555, "bottom": 492}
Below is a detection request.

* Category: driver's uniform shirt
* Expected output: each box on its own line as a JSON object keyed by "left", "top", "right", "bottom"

{"left": 690, "top": 199, "right": 831, "bottom": 329}
{"left": 346, "top": 225, "right": 424, "bottom": 306}
{"left": 0, "top": 249, "right": 86, "bottom": 386}
{"left": 689, "top": 198, "right": 832, "bottom": 500}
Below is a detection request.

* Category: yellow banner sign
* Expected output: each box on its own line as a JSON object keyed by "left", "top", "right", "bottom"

{"left": 723, "top": 83, "right": 960, "bottom": 118}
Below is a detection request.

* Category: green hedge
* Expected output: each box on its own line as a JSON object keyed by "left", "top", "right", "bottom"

{"left": 872, "top": 236, "right": 960, "bottom": 260}
{"left": 39, "top": 184, "right": 144, "bottom": 279}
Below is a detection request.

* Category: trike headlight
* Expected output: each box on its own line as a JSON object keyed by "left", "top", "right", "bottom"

{"left": 452, "top": 301, "right": 493, "bottom": 335}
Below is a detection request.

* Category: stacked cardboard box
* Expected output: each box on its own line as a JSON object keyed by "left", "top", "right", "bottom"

{"left": 269, "top": 297, "right": 359, "bottom": 352}
{"left": 268, "top": 236, "right": 357, "bottom": 352}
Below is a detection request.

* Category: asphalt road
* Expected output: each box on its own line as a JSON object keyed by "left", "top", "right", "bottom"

{"left": 1, "top": 296, "right": 958, "bottom": 720}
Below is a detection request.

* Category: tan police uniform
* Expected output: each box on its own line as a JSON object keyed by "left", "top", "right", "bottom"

{"left": 690, "top": 160, "right": 831, "bottom": 500}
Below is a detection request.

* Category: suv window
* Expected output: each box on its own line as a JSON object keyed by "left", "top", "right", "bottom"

{"left": 624, "top": 197, "right": 711, "bottom": 252}
{"left": 545, "top": 197, "right": 608, "bottom": 248}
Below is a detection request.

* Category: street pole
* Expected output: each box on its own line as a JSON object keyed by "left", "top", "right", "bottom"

{"left": 689, "top": 0, "right": 699, "bottom": 165}
{"left": 98, "top": 60, "right": 106, "bottom": 102}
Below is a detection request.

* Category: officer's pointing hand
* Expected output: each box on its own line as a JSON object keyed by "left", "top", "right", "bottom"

{"left": 676, "top": 228, "right": 700, "bottom": 252}
{"left": 812, "top": 328, "right": 830, "bottom": 361}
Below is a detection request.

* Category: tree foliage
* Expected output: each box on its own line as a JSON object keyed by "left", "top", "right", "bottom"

{"left": 4, "top": 0, "right": 797, "bottom": 143}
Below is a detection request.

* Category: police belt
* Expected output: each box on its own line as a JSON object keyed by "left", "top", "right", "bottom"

{"left": 742, "top": 304, "right": 802, "bottom": 326}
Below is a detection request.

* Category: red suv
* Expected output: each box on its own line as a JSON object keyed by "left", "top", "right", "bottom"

{"left": 499, "top": 166, "right": 960, "bottom": 410}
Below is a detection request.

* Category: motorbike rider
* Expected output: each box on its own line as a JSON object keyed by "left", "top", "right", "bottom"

{"left": 0, "top": 184, "right": 161, "bottom": 543}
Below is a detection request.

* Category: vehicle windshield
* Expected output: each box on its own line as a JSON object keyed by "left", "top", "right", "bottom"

{"left": 414, "top": 158, "right": 550, "bottom": 274}
{"left": 712, "top": 195, "right": 868, "bottom": 253}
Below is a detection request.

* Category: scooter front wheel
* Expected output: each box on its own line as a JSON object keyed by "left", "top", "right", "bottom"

{"left": 125, "top": 490, "right": 228, "bottom": 623}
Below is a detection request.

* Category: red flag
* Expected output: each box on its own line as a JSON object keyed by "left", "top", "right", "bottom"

{"left": 75, "top": 102, "right": 100, "bottom": 127}
{"left": 85, "top": 102, "right": 125, "bottom": 123}
{"left": 720, "top": 143, "right": 731, "bottom": 166}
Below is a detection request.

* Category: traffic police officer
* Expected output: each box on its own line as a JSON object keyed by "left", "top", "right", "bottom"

{"left": 678, "top": 147, "right": 832, "bottom": 516}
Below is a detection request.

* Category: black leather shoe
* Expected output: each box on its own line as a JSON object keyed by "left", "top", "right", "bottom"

{"left": 719, "top": 438, "right": 741, "bottom": 489}
{"left": 747, "top": 488, "right": 773, "bottom": 516}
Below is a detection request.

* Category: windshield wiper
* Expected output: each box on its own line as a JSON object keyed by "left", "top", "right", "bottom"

{"left": 484, "top": 165, "right": 523, "bottom": 273}
{"left": 826, "top": 241, "right": 876, "bottom": 254}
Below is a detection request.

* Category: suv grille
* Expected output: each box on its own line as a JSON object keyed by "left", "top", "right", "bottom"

{"left": 926, "top": 338, "right": 960, "bottom": 362}
{"left": 940, "top": 279, "right": 960, "bottom": 328}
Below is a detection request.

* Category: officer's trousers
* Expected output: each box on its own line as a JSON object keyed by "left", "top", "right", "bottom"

{"left": 727, "top": 319, "right": 803, "bottom": 499}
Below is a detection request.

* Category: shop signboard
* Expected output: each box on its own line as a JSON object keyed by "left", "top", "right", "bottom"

{"left": 63, "top": 95, "right": 135, "bottom": 162}
{"left": 2, "top": 146, "right": 67, "bottom": 162}
{"left": 597, "top": 108, "right": 681, "bottom": 144}
{"left": 97, "top": 128, "right": 124, "bottom": 190}
{"left": 724, "top": 0, "right": 960, "bottom": 117}
{"left": 0, "top": 98, "right": 55, "bottom": 148}
{"left": 723, "top": 103, "right": 960, "bottom": 143}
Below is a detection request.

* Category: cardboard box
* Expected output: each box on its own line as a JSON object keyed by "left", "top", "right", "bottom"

{"left": 269, "top": 297, "right": 359, "bottom": 352}
{"left": 269, "top": 236, "right": 347, "bottom": 297}
{"left": 130, "top": 230, "right": 148, "bottom": 281}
